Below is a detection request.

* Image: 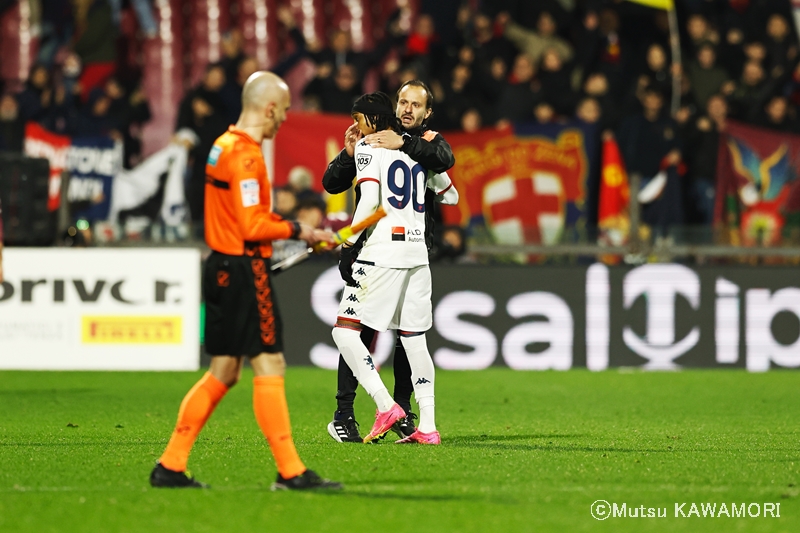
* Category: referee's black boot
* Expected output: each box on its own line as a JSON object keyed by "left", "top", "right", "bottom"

{"left": 149, "top": 462, "right": 209, "bottom": 488}
{"left": 272, "top": 469, "right": 343, "bottom": 491}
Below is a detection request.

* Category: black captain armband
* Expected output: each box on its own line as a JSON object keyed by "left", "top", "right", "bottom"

{"left": 290, "top": 221, "right": 302, "bottom": 239}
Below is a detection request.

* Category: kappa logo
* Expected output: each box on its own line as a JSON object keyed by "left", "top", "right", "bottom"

{"left": 364, "top": 355, "right": 375, "bottom": 370}
{"left": 355, "top": 268, "right": 366, "bottom": 276}
{"left": 356, "top": 153, "right": 372, "bottom": 171}
{"left": 346, "top": 294, "right": 359, "bottom": 302}
{"left": 343, "top": 307, "right": 357, "bottom": 316}
{"left": 415, "top": 377, "right": 431, "bottom": 385}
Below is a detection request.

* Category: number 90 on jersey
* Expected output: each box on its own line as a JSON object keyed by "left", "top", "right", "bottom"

{"left": 387, "top": 160, "right": 427, "bottom": 213}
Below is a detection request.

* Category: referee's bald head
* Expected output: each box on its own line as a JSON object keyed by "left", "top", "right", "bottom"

{"left": 241, "top": 71, "right": 289, "bottom": 111}
{"left": 239, "top": 71, "right": 291, "bottom": 140}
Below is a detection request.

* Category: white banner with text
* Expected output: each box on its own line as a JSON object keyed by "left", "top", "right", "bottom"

{"left": 0, "top": 248, "right": 200, "bottom": 370}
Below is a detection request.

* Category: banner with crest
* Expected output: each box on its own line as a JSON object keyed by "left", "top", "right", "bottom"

{"left": 439, "top": 122, "right": 599, "bottom": 244}
{"left": 714, "top": 121, "right": 800, "bottom": 246}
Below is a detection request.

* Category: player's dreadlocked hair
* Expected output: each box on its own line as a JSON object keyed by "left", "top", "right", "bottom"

{"left": 351, "top": 92, "right": 401, "bottom": 132}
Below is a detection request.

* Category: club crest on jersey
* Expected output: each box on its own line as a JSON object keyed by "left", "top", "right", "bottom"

{"left": 392, "top": 226, "right": 405, "bottom": 241}
{"left": 356, "top": 153, "right": 372, "bottom": 171}
{"left": 207, "top": 145, "right": 222, "bottom": 166}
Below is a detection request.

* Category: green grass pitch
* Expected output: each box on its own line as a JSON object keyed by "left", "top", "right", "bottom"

{"left": 0, "top": 368, "right": 798, "bottom": 533}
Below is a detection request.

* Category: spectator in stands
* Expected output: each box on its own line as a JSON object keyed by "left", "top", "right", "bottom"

{"left": 534, "top": 102, "right": 556, "bottom": 124}
{"left": 307, "top": 27, "right": 394, "bottom": 93}
{"left": 431, "top": 226, "right": 466, "bottom": 263}
{"left": 576, "top": 8, "right": 627, "bottom": 95}
{"left": 757, "top": 95, "right": 796, "bottom": 132}
{"left": 69, "top": 87, "right": 118, "bottom": 138}
{"left": 287, "top": 167, "right": 322, "bottom": 205}
{"left": 303, "top": 64, "right": 361, "bottom": 114}
{"left": 72, "top": 0, "right": 119, "bottom": 101}
{"left": 105, "top": 77, "right": 152, "bottom": 167}
{"left": 468, "top": 12, "right": 516, "bottom": 73}
{"left": 684, "top": 13, "right": 719, "bottom": 58}
{"left": 0, "top": 93, "right": 24, "bottom": 153}
{"left": 764, "top": 14, "right": 796, "bottom": 75}
{"left": 460, "top": 108, "right": 482, "bottom": 133}
{"left": 220, "top": 8, "right": 309, "bottom": 122}
{"left": 495, "top": 53, "right": 538, "bottom": 124}
{"left": 37, "top": 0, "right": 74, "bottom": 67}
{"left": 582, "top": 72, "right": 620, "bottom": 130}
{"left": 497, "top": 10, "right": 572, "bottom": 66}
{"left": 575, "top": 97, "right": 602, "bottom": 126}
{"left": 728, "top": 60, "right": 775, "bottom": 121}
{"left": 683, "top": 94, "right": 728, "bottom": 225}
{"left": 618, "top": 87, "right": 681, "bottom": 177}
{"left": 538, "top": 48, "right": 577, "bottom": 116}
{"left": 616, "top": 87, "right": 683, "bottom": 233}
{"left": 637, "top": 43, "right": 672, "bottom": 103}
{"left": 274, "top": 186, "right": 297, "bottom": 219}
{"left": 473, "top": 56, "right": 507, "bottom": 120}
{"left": 400, "top": 13, "right": 440, "bottom": 80}
{"left": 17, "top": 64, "right": 53, "bottom": 124}
{"left": 435, "top": 64, "right": 478, "bottom": 131}
{"left": 220, "top": 56, "right": 259, "bottom": 123}
{"left": 742, "top": 40, "right": 768, "bottom": 71}
{"left": 176, "top": 63, "right": 229, "bottom": 232}
{"left": 220, "top": 29, "right": 246, "bottom": 84}
{"left": 293, "top": 197, "right": 327, "bottom": 230}
{"left": 688, "top": 43, "right": 730, "bottom": 111}
{"left": 41, "top": 75, "right": 76, "bottom": 135}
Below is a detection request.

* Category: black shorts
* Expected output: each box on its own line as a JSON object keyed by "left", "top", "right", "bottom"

{"left": 203, "top": 251, "right": 283, "bottom": 356}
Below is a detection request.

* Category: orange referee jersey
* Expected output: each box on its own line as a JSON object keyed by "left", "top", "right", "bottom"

{"left": 205, "top": 126, "right": 297, "bottom": 257}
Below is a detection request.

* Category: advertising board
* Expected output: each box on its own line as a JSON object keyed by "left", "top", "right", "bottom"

{"left": 275, "top": 263, "right": 800, "bottom": 372}
{"left": 0, "top": 248, "right": 200, "bottom": 370}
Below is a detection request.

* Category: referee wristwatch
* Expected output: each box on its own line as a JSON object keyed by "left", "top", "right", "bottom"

{"left": 290, "top": 221, "right": 302, "bottom": 240}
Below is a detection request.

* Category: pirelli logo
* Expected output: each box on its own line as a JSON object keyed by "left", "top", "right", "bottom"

{"left": 81, "top": 316, "right": 183, "bottom": 344}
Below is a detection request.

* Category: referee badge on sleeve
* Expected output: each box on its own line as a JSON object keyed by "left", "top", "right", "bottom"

{"left": 240, "top": 179, "right": 260, "bottom": 207}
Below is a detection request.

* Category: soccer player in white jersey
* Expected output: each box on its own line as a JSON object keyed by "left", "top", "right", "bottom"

{"left": 331, "top": 92, "right": 459, "bottom": 445}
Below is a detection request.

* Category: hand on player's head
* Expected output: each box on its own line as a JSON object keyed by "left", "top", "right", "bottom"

{"left": 344, "top": 123, "right": 362, "bottom": 157}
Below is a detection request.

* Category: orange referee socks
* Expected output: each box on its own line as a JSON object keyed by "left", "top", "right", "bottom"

{"left": 159, "top": 372, "right": 228, "bottom": 472}
{"left": 253, "top": 375, "right": 306, "bottom": 479}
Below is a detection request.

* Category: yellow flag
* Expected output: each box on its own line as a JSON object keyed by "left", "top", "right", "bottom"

{"left": 627, "top": 0, "right": 674, "bottom": 10}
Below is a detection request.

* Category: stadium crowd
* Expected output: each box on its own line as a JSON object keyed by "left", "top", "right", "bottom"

{"left": 1, "top": 0, "right": 799, "bottom": 240}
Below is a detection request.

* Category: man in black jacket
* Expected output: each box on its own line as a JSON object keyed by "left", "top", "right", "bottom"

{"left": 323, "top": 80, "right": 455, "bottom": 443}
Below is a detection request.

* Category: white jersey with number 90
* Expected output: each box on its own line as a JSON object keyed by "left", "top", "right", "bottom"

{"left": 352, "top": 139, "right": 457, "bottom": 268}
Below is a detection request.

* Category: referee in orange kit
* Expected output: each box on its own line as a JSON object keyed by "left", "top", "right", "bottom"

{"left": 150, "top": 71, "right": 341, "bottom": 490}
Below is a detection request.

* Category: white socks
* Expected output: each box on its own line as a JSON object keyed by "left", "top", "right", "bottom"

{"left": 400, "top": 334, "right": 436, "bottom": 433}
{"left": 332, "top": 327, "right": 394, "bottom": 412}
